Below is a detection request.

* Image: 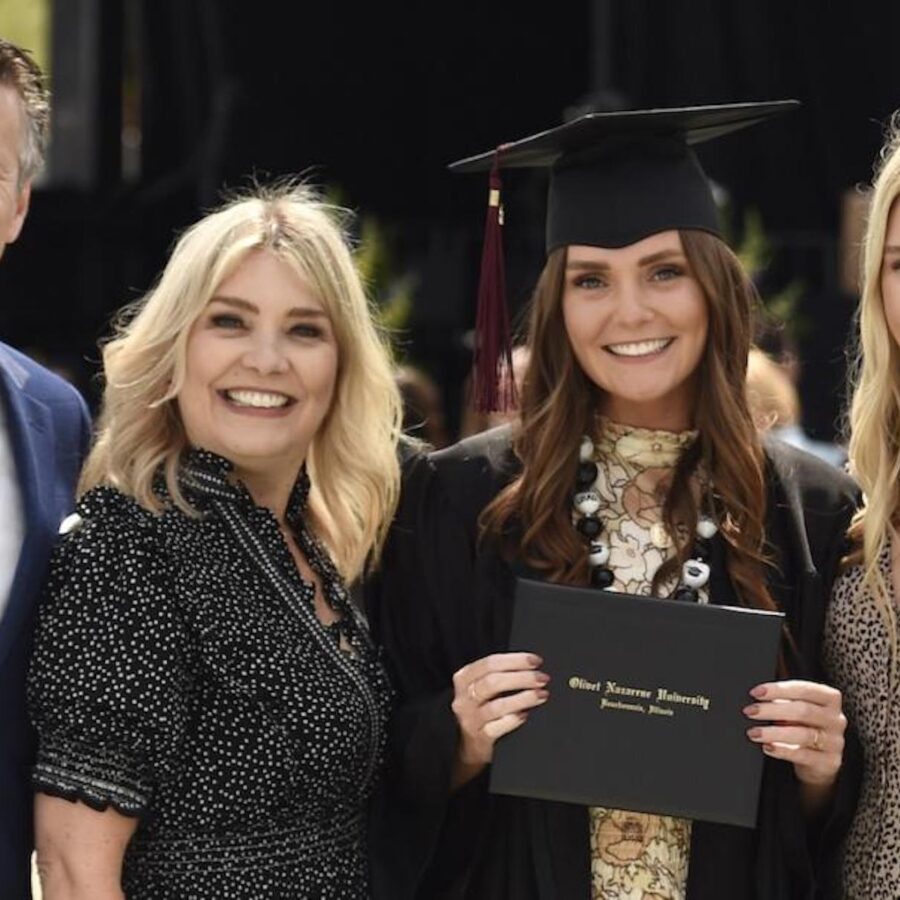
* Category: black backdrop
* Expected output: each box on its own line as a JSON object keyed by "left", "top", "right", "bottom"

{"left": 1, "top": 0, "right": 897, "bottom": 438}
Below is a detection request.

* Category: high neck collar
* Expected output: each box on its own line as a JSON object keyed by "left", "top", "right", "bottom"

{"left": 177, "top": 447, "right": 310, "bottom": 527}
{"left": 595, "top": 415, "right": 697, "bottom": 470}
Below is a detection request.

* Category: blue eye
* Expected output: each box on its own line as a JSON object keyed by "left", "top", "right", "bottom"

{"left": 211, "top": 313, "right": 244, "bottom": 329}
{"left": 652, "top": 265, "right": 683, "bottom": 282}
{"left": 573, "top": 274, "right": 606, "bottom": 290}
{"left": 291, "top": 323, "right": 325, "bottom": 339}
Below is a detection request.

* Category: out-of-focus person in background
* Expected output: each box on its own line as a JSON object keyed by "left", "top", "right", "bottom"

{"left": 826, "top": 115, "right": 900, "bottom": 899}
{"left": 745, "top": 347, "right": 847, "bottom": 467}
{"left": 458, "top": 344, "right": 530, "bottom": 438}
{"left": 0, "top": 38, "right": 91, "bottom": 900}
{"left": 27, "top": 186, "right": 401, "bottom": 899}
{"left": 395, "top": 363, "right": 448, "bottom": 449}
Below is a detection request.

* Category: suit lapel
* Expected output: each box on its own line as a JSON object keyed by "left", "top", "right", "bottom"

{"left": 0, "top": 352, "right": 56, "bottom": 667}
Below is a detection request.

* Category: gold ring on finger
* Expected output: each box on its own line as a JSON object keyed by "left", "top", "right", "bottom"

{"left": 468, "top": 681, "right": 481, "bottom": 704}
{"left": 811, "top": 728, "right": 822, "bottom": 751}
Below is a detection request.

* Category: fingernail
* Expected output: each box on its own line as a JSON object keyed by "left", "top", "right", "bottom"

{"left": 536, "top": 689, "right": 550, "bottom": 701}
{"left": 527, "top": 654, "right": 543, "bottom": 667}
{"left": 746, "top": 727, "right": 763, "bottom": 740}
{"left": 517, "top": 711, "right": 529, "bottom": 722}
{"left": 535, "top": 673, "right": 551, "bottom": 685}
{"left": 743, "top": 704, "right": 760, "bottom": 717}
{"left": 750, "top": 685, "right": 768, "bottom": 699}
{"left": 762, "top": 744, "right": 776, "bottom": 754}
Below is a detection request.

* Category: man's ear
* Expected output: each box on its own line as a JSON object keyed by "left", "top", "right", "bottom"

{"left": 4, "top": 180, "right": 31, "bottom": 244}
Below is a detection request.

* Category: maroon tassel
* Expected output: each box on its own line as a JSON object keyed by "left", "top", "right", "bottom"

{"left": 472, "top": 147, "right": 517, "bottom": 413}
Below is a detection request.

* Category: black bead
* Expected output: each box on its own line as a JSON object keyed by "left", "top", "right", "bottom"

{"left": 576, "top": 461, "right": 598, "bottom": 488}
{"left": 591, "top": 566, "right": 615, "bottom": 588}
{"left": 694, "top": 538, "right": 712, "bottom": 562}
{"left": 577, "top": 516, "right": 602, "bottom": 539}
{"left": 674, "top": 586, "right": 699, "bottom": 603}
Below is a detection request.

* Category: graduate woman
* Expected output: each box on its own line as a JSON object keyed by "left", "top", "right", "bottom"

{"left": 367, "top": 104, "right": 859, "bottom": 900}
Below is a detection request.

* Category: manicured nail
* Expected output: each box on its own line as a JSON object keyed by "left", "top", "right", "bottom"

{"left": 517, "top": 711, "right": 529, "bottom": 722}
{"left": 746, "top": 727, "right": 763, "bottom": 740}
{"left": 750, "top": 685, "right": 768, "bottom": 699}
{"left": 762, "top": 744, "right": 776, "bottom": 754}
{"left": 535, "top": 673, "right": 551, "bottom": 685}
{"left": 527, "top": 654, "right": 543, "bottom": 667}
{"left": 743, "top": 704, "right": 760, "bottom": 717}
{"left": 536, "top": 689, "right": 550, "bottom": 701}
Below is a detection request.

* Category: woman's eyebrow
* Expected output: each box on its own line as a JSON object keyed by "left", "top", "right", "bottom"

{"left": 566, "top": 249, "right": 685, "bottom": 271}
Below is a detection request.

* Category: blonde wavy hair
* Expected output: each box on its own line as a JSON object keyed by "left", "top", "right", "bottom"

{"left": 80, "top": 183, "right": 402, "bottom": 582}
{"left": 846, "top": 114, "right": 900, "bottom": 658}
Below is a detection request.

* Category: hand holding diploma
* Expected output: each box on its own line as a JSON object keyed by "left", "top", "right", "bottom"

{"left": 744, "top": 679, "right": 846, "bottom": 812}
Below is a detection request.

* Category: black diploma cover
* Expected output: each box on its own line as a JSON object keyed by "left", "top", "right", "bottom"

{"left": 489, "top": 578, "right": 784, "bottom": 827}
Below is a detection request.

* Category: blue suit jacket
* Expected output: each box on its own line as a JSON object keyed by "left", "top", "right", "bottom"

{"left": 0, "top": 344, "right": 90, "bottom": 899}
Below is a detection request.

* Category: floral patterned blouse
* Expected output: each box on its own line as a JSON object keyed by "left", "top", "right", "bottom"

{"left": 587, "top": 418, "right": 698, "bottom": 900}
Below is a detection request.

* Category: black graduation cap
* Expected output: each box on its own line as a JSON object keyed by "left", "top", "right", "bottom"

{"left": 451, "top": 100, "right": 798, "bottom": 252}
{"left": 451, "top": 100, "right": 799, "bottom": 410}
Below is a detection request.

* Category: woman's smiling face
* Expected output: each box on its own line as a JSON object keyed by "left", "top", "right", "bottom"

{"left": 177, "top": 248, "right": 338, "bottom": 479}
{"left": 561, "top": 230, "right": 709, "bottom": 431}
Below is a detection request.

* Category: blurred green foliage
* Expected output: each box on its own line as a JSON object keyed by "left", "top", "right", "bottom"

{"left": 324, "top": 184, "right": 415, "bottom": 359}
{"left": 0, "top": 0, "right": 51, "bottom": 76}
{"left": 733, "top": 206, "right": 808, "bottom": 340}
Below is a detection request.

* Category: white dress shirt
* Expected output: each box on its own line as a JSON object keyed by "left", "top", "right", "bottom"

{"left": 0, "top": 399, "right": 24, "bottom": 623}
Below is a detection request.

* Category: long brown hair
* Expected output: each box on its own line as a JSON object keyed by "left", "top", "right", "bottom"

{"left": 481, "top": 229, "right": 777, "bottom": 615}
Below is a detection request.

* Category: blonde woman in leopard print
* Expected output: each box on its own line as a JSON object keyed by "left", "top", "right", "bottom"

{"left": 825, "top": 114, "right": 900, "bottom": 899}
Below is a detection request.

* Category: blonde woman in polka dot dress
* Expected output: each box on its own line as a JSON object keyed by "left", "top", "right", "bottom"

{"left": 825, "top": 116, "right": 900, "bottom": 899}
{"left": 27, "top": 185, "right": 401, "bottom": 898}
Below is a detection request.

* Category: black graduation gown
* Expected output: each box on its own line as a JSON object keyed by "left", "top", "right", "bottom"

{"left": 366, "top": 426, "right": 861, "bottom": 900}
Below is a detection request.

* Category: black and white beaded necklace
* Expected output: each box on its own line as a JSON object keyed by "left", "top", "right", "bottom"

{"left": 572, "top": 433, "right": 718, "bottom": 603}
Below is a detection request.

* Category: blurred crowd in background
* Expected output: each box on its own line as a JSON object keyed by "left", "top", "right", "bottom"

{"left": 1, "top": 1, "right": 897, "bottom": 458}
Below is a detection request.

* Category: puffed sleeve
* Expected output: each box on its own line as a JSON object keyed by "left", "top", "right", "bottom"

{"left": 366, "top": 443, "right": 515, "bottom": 898}
{"left": 28, "top": 488, "right": 190, "bottom": 817}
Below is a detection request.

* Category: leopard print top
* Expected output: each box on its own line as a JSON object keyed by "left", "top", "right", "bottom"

{"left": 824, "top": 541, "right": 900, "bottom": 900}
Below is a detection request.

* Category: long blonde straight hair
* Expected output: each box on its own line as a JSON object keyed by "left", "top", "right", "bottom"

{"left": 80, "top": 183, "right": 402, "bottom": 582}
{"left": 846, "top": 115, "right": 900, "bottom": 657}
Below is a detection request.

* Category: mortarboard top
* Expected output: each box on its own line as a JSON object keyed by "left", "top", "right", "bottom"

{"left": 451, "top": 100, "right": 799, "bottom": 411}
{"left": 450, "top": 100, "right": 799, "bottom": 253}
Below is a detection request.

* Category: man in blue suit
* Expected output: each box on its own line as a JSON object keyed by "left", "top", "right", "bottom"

{"left": 0, "top": 39, "right": 91, "bottom": 898}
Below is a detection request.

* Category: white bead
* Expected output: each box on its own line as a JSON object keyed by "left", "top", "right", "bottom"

{"left": 649, "top": 521, "right": 671, "bottom": 549}
{"left": 696, "top": 516, "right": 718, "bottom": 539}
{"left": 573, "top": 490, "right": 601, "bottom": 515}
{"left": 682, "top": 559, "right": 710, "bottom": 589}
{"left": 579, "top": 436, "right": 594, "bottom": 462}
{"left": 588, "top": 541, "right": 610, "bottom": 566}
{"left": 58, "top": 513, "right": 83, "bottom": 535}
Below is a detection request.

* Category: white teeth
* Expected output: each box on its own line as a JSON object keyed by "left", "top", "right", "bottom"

{"left": 606, "top": 338, "right": 672, "bottom": 357}
{"left": 225, "top": 390, "right": 290, "bottom": 409}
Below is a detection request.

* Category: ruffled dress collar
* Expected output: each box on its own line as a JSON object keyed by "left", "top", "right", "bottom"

{"left": 176, "top": 447, "right": 310, "bottom": 529}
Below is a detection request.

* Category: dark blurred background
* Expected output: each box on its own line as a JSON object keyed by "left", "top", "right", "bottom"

{"left": 1, "top": 0, "right": 898, "bottom": 442}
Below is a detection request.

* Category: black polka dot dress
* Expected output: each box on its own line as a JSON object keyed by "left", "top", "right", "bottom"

{"left": 28, "top": 450, "right": 391, "bottom": 899}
